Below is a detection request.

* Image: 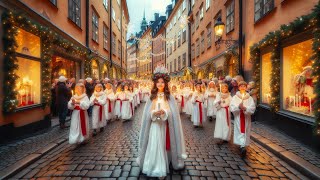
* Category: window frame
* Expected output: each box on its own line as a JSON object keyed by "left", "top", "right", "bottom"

{"left": 92, "top": 10, "right": 99, "bottom": 43}
{"left": 68, "top": 0, "right": 81, "bottom": 27}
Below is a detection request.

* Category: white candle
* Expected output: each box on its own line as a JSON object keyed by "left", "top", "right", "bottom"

{"left": 219, "top": 84, "right": 222, "bottom": 92}
{"left": 309, "top": 97, "right": 312, "bottom": 114}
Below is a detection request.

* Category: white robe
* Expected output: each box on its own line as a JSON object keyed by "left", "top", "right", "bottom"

{"left": 205, "top": 89, "right": 217, "bottom": 117}
{"left": 142, "top": 88, "right": 151, "bottom": 102}
{"left": 68, "top": 94, "right": 90, "bottom": 144}
{"left": 104, "top": 89, "right": 116, "bottom": 120}
{"left": 172, "top": 91, "right": 181, "bottom": 113}
{"left": 117, "top": 91, "right": 134, "bottom": 120}
{"left": 230, "top": 92, "right": 256, "bottom": 147}
{"left": 134, "top": 88, "right": 141, "bottom": 105}
{"left": 213, "top": 93, "right": 232, "bottom": 141}
{"left": 191, "top": 92, "right": 206, "bottom": 126}
{"left": 142, "top": 96, "right": 169, "bottom": 177}
{"left": 90, "top": 92, "right": 107, "bottom": 129}
{"left": 183, "top": 88, "right": 193, "bottom": 115}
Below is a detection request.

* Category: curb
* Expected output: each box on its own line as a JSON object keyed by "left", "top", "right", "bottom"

{"left": 0, "top": 138, "right": 67, "bottom": 179}
{"left": 251, "top": 132, "right": 320, "bottom": 180}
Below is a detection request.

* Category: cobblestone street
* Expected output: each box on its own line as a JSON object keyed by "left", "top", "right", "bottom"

{"left": 4, "top": 103, "right": 310, "bottom": 180}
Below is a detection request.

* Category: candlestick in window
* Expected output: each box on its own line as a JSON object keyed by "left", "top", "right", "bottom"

{"left": 309, "top": 97, "right": 312, "bottom": 114}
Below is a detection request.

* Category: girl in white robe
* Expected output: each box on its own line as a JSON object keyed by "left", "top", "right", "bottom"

{"left": 191, "top": 83, "right": 206, "bottom": 127}
{"left": 68, "top": 83, "right": 90, "bottom": 144}
{"left": 183, "top": 84, "right": 193, "bottom": 116}
{"left": 90, "top": 84, "right": 106, "bottom": 136}
{"left": 134, "top": 83, "right": 141, "bottom": 106}
{"left": 214, "top": 83, "right": 232, "bottom": 143}
{"left": 230, "top": 81, "right": 256, "bottom": 157}
{"left": 142, "top": 86, "right": 151, "bottom": 102}
{"left": 205, "top": 81, "right": 218, "bottom": 121}
{"left": 118, "top": 84, "right": 134, "bottom": 121}
{"left": 114, "top": 85, "right": 123, "bottom": 120}
{"left": 104, "top": 83, "right": 116, "bottom": 122}
{"left": 171, "top": 85, "right": 181, "bottom": 113}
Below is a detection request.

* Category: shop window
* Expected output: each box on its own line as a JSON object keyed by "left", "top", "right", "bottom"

{"left": 102, "top": 64, "right": 108, "bottom": 78}
{"left": 91, "top": 60, "right": 99, "bottom": 79}
{"left": 15, "top": 57, "right": 41, "bottom": 107}
{"left": 261, "top": 52, "right": 272, "bottom": 104}
{"left": 52, "top": 56, "right": 79, "bottom": 80}
{"left": 282, "top": 39, "right": 315, "bottom": 117}
{"left": 15, "top": 28, "right": 40, "bottom": 58}
{"left": 228, "top": 57, "right": 236, "bottom": 77}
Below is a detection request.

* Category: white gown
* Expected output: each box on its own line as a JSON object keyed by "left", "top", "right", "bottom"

{"left": 142, "top": 95, "right": 169, "bottom": 177}
{"left": 172, "top": 91, "right": 181, "bottom": 113}
{"left": 143, "top": 88, "right": 151, "bottom": 102}
{"left": 68, "top": 94, "right": 90, "bottom": 144}
{"left": 114, "top": 92, "right": 122, "bottom": 118}
{"left": 213, "top": 93, "right": 232, "bottom": 141}
{"left": 183, "top": 87, "right": 193, "bottom": 115}
{"left": 205, "top": 89, "right": 217, "bottom": 117}
{"left": 90, "top": 92, "right": 106, "bottom": 129}
{"left": 118, "top": 91, "right": 134, "bottom": 120}
{"left": 104, "top": 89, "right": 116, "bottom": 120}
{"left": 230, "top": 92, "right": 256, "bottom": 147}
{"left": 191, "top": 92, "right": 206, "bottom": 126}
{"left": 134, "top": 88, "right": 141, "bottom": 105}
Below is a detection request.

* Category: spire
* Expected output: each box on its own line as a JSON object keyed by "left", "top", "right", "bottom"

{"left": 141, "top": 8, "right": 147, "bottom": 31}
{"left": 143, "top": 8, "right": 146, "bottom": 20}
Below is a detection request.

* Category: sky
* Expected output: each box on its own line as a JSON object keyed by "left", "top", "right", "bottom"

{"left": 126, "top": 0, "right": 172, "bottom": 37}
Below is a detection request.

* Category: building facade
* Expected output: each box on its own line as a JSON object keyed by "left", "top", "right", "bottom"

{"left": 0, "top": 0, "right": 129, "bottom": 142}
{"left": 137, "top": 27, "right": 152, "bottom": 78}
{"left": 165, "top": 0, "right": 190, "bottom": 80}
{"left": 151, "top": 13, "right": 166, "bottom": 70}
{"left": 127, "top": 40, "right": 137, "bottom": 78}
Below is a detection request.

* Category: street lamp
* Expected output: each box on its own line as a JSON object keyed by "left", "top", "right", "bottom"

{"left": 214, "top": 17, "right": 238, "bottom": 49}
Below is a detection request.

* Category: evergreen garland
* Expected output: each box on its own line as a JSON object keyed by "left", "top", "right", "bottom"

{"left": 250, "top": 45, "right": 261, "bottom": 104}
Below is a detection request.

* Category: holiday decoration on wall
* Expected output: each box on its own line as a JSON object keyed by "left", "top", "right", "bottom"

{"left": 249, "top": 2, "right": 320, "bottom": 135}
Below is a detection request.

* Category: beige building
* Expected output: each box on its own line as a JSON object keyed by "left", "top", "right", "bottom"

{"left": 137, "top": 27, "right": 152, "bottom": 79}
{"left": 165, "top": 0, "right": 190, "bottom": 80}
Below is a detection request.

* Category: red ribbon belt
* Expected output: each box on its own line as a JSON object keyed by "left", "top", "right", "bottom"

{"left": 224, "top": 106, "right": 230, "bottom": 127}
{"left": 94, "top": 103, "right": 103, "bottom": 122}
{"left": 196, "top": 100, "right": 203, "bottom": 124}
{"left": 166, "top": 121, "right": 170, "bottom": 150}
{"left": 130, "top": 102, "right": 133, "bottom": 116}
{"left": 107, "top": 99, "right": 112, "bottom": 113}
{"left": 240, "top": 109, "right": 245, "bottom": 133}
{"left": 181, "top": 96, "right": 184, "bottom": 107}
{"left": 74, "top": 106, "right": 87, "bottom": 136}
{"left": 116, "top": 98, "right": 122, "bottom": 111}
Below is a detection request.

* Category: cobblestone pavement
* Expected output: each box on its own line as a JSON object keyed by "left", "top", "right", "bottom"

{"left": 10, "top": 103, "right": 310, "bottom": 179}
{"left": 0, "top": 121, "right": 69, "bottom": 171}
{"left": 251, "top": 122, "right": 320, "bottom": 169}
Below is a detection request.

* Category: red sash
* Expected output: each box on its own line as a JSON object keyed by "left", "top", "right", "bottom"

{"left": 107, "top": 99, "right": 112, "bottom": 113}
{"left": 181, "top": 96, "right": 184, "bottom": 107}
{"left": 224, "top": 106, "right": 230, "bottom": 127}
{"left": 240, "top": 109, "right": 245, "bottom": 133}
{"left": 130, "top": 102, "right": 134, "bottom": 116}
{"left": 94, "top": 103, "right": 103, "bottom": 122}
{"left": 74, "top": 106, "right": 87, "bottom": 136}
{"left": 196, "top": 100, "right": 203, "bottom": 124}
{"left": 166, "top": 121, "right": 170, "bottom": 150}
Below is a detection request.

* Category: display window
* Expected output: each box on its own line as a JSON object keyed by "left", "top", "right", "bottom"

{"left": 261, "top": 52, "right": 272, "bottom": 104}
{"left": 91, "top": 60, "right": 99, "bottom": 79}
{"left": 52, "top": 56, "right": 79, "bottom": 80}
{"left": 15, "top": 28, "right": 40, "bottom": 58}
{"left": 282, "top": 39, "right": 315, "bottom": 117}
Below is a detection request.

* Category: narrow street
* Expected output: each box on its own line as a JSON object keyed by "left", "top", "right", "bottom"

{"left": 10, "top": 103, "right": 309, "bottom": 179}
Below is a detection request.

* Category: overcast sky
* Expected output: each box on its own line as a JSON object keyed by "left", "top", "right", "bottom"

{"left": 127, "top": 0, "right": 172, "bottom": 37}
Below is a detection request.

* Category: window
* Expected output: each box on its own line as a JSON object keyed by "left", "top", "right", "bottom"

{"left": 191, "top": 44, "right": 195, "bottom": 60}
{"left": 196, "top": 39, "right": 200, "bottom": 57}
{"left": 183, "top": 53, "right": 186, "bottom": 67}
{"left": 183, "top": 0, "right": 186, "bottom": 10}
{"left": 117, "top": 19, "right": 121, "bottom": 30}
{"left": 206, "top": 0, "right": 210, "bottom": 10}
{"left": 200, "top": 6, "right": 204, "bottom": 20}
{"left": 201, "top": 32, "right": 205, "bottom": 53}
{"left": 178, "top": 9, "right": 181, "bottom": 19}
{"left": 192, "top": 0, "right": 195, "bottom": 7}
{"left": 178, "top": 31, "right": 181, "bottom": 47}
{"left": 117, "top": 0, "right": 120, "bottom": 5}
{"left": 207, "top": 24, "right": 212, "bottom": 48}
{"left": 226, "top": 0, "right": 235, "bottom": 33}
{"left": 191, "top": 22, "right": 195, "bottom": 34}
{"left": 282, "top": 39, "right": 315, "bottom": 117}
{"left": 14, "top": 28, "right": 41, "bottom": 108}
{"left": 182, "top": 27, "right": 187, "bottom": 43}
{"left": 92, "top": 11, "right": 99, "bottom": 43}
{"left": 112, "top": 7, "right": 116, "bottom": 21}
{"left": 174, "top": 59, "right": 177, "bottom": 71}
{"left": 178, "top": 56, "right": 181, "bottom": 70}
{"left": 103, "top": 24, "right": 109, "bottom": 50}
{"left": 68, "top": 0, "right": 81, "bottom": 27}
{"left": 103, "top": 0, "right": 108, "bottom": 10}
{"left": 112, "top": 33, "right": 116, "bottom": 55}
{"left": 261, "top": 52, "right": 272, "bottom": 104}
{"left": 170, "top": 62, "right": 172, "bottom": 72}
{"left": 255, "top": 0, "right": 274, "bottom": 22}
{"left": 195, "top": 12, "right": 199, "bottom": 28}
{"left": 50, "top": 0, "right": 57, "bottom": 6}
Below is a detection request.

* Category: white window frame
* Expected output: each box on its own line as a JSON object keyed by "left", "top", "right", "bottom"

{"left": 206, "top": 0, "right": 210, "bottom": 10}
{"left": 103, "top": 0, "right": 108, "bottom": 10}
{"left": 183, "top": 0, "right": 186, "bottom": 10}
{"left": 200, "top": 7, "right": 204, "bottom": 20}
{"left": 112, "top": 8, "right": 116, "bottom": 21}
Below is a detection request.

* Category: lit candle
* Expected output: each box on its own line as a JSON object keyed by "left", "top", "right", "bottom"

{"left": 309, "top": 97, "right": 312, "bottom": 114}
{"left": 71, "top": 90, "right": 74, "bottom": 96}
{"left": 219, "top": 84, "right": 222, "bottom": 92}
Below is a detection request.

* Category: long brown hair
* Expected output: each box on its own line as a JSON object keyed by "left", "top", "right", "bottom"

{"left": 150, "top": 77, "right": 170, "bottom": 101}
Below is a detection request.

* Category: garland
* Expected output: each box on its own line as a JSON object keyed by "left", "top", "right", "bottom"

{"left": 2, "top": 11, "right": 88, "bottom": 113}
{"left": 249, "top": 2, "right": 320, "bottom": 134}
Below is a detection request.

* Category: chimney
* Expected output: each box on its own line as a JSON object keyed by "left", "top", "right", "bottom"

{"left": 154, "top": 13, "right": 159, "bottom": 21}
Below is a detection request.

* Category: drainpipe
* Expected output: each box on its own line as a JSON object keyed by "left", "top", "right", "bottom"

{"left": 109, "top": 0, "right": 113, "bottom": 69}
{"left": 120, "top": 0, "right": 123, "bottom": 79}
{"left": 188, "top": 0, "right": 192, "bottom": 68}
{"left": 239, "top": 0, "right": 243, "bottom": 76}
{"left": 86, "top": 0, "right": 89, "bottom": 47}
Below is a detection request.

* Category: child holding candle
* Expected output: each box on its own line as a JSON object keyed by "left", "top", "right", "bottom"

{"left": 205, "top": 81, "right": 217, "bottom": 121}
{"left": 117, "top": 83, "right": 134, "bottom": 121}
{"left": 137, "top": 65, "right": 186, "bottom": 179}
{"left": 214, "top": 83, "right": 232, "bottom": 145}
{"left": 191, "top": 82, "right": 206, "bottom": 127}
{"left": 230, "top": 81, "right": 256, "bottom": 157}
{"left": 104, "top": 83, "right": 116, "bottom": 122}
{"left": 171, "top": 85, "right": 182, "bottom": 113}
{"left": 90, "top": 84, "right": 107, "bottom": 136}
{"left": 68, "top": 83, "right": 90, "bottom": 145}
